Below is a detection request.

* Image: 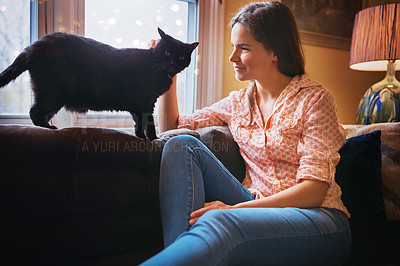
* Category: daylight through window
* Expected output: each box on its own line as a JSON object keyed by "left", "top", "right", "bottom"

{"left": 81, "top": 0, "right": 197, "bottom": 127}
{"left": 0, "top": 0, "right": 31, "bottom": 114}
{"left": 0, "top": 0, "right": 198, "bottom": 128}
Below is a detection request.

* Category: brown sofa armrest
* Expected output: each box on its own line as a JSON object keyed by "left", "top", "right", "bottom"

{"left": 197, "top": 126, "right": 246, "bottom": 183}
{"left": 158, "top": 126, "right": 246, "bottom": 182}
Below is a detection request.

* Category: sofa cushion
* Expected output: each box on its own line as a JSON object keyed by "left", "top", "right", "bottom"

{"left": 343, "top": 122, "right": 400, "bottom": 222}
{"left": 197, "top": 126, "right": 246, "bottom": 183}
{"left": 336, "top": 130, "right": 386, "bottom": 223}
{"left": 335, "top": 130, "right": 386, "bottom": 265}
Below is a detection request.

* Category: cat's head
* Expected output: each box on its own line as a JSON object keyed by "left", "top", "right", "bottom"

{"left": 153, "top": 28, "right": 198, "bottom": 76}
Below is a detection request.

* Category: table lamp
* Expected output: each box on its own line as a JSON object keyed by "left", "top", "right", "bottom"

{"left": 349, "top": 3, "right": 400, "bottom": 124}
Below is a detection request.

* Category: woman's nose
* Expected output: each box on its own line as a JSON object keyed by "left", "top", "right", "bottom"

{"left": 229, "top": 47, "right": 239, "bottom": 63}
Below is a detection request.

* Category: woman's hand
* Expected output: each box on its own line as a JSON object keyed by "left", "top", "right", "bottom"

{"left": 189, "top": 201, "right": 235, "bottom": 226}
{"left": 148, "top": 39, "right": 160, "bottom": 48}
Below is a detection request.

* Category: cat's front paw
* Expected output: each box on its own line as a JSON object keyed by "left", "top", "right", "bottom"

{"left": 146, "top": 132, "right": 158, "bottom": 141}
{"left": 135, "top": 131, "right": 146, "bottom": 139}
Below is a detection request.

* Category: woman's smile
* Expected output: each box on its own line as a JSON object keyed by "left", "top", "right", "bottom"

{"left": 233, "top": 64, "right": 246, "bottom": 72}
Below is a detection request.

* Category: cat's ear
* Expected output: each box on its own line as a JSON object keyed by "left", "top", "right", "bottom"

{"left": 158, "top": 28, "right": 170, "bottom": 41}
{"left": 189, "top": 42, "right": 199, "bottom": 52}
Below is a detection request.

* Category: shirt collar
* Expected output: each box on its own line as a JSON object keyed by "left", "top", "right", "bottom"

{"left": 238, "top": 75, "right": 321, "bottom": 128}
{"left": 274, "top": 74, "right": 321, "bottom": 110}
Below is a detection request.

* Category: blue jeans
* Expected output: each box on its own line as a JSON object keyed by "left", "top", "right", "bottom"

{"left": 141, "top": 135, "right": 351, "bottom": 266}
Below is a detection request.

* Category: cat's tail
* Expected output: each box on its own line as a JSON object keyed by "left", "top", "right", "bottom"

{"left": 0, "top": 51, "right": 29, "bottom": 89}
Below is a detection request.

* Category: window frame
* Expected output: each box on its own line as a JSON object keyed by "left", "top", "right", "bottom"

{"left": 182, "top": 0, "right": 198, "bottom": 114}
{"left": 0, "top": 0, "right": 38, "bottom": 125}
{"left": 0, "top": 0, "right": 225, "bottom": 130}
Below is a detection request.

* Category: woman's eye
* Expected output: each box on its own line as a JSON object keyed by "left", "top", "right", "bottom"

{"left": 165, "top": 51, "right": 171, "bottom": 56}
{"left": 179, "top": 56, "right": 185, "bottom": 60}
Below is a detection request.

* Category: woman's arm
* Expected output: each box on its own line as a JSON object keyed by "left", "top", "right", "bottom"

{"left": 158, "top": 77, "right": 179, "bottom": 133}
{"left": 234, "top": 179, "right": 328, "bottom": 208}
{"left": 189, "top": 180, "right": 328, "bottom": 225}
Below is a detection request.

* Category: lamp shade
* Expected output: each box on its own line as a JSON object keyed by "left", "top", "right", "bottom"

{"left": 349, "top": 3, "right": 400, "bottom": 71}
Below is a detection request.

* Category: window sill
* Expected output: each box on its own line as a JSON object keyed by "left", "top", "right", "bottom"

{"left": 0, "top": 114, "right": 32, "bottom": 125}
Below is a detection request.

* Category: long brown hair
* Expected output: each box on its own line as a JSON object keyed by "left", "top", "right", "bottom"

{"left": 231, "top": 1, "right": 305, "bottom": 126}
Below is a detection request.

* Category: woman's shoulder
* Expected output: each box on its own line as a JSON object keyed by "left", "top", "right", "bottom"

{"left": 227, "top": 87, "right": 248, "bottom": 100}
{"left": 296, "top": 75, "right": 323, "bottom": 89}
{"left": 218, "top": 87, "right": 251, "bottom": 115}
{"left": 296, "top": 75, "right": 334, "bottom": 98}
{"left": 291, "top": 75, "right": 338, "bottom": 115}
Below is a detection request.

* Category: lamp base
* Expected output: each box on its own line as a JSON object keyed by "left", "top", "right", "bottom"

{"left": 355, "top": 62, "right": 400, "bottom": 124}
{"left": 355, "top": 87, "right": 400, "bottom": 124}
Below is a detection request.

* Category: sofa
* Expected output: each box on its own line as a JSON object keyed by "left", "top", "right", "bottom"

{"left": 0, "top": 123, "right": 399, "bottom": 265}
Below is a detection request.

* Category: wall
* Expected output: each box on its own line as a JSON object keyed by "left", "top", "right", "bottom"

{"left": 222, "top": 0, "right": 397, "bottom": 124}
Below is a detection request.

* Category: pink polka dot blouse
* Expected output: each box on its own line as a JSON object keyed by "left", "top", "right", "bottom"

{"left": 178, "top": 75, "right": 350, "bottom": 218}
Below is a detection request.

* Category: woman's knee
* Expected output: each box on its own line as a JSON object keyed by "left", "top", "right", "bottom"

{"left": 191, "top": 209, "right": 243, "bottom": 240}
{"left": 163, "top": 135, "right": 202, "bottom": 155}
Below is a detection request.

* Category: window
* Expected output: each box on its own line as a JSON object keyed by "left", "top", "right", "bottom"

{"left": 77, "top": 0, "right": 198, "bottom": 128}
{"left": 0, "top": 0, "right": 36, "bottom": 123}
{"left": 0, "top": 0, "right": 225, "bottom": 130}
{"left": 0, "top": 0, "right": 198, "bottom": 129}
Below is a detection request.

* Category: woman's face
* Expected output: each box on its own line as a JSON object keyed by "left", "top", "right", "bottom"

{"left": 229, "top": 23, "right": 277, "bottom": 82}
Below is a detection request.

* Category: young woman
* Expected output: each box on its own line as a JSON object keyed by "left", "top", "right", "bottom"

{"left": 143, "top": 1, "right": 351, "bottom": 265}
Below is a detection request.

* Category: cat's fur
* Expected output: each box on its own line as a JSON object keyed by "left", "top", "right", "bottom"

{"left": 0, "top": 28, "right": 198, "bottom": 140}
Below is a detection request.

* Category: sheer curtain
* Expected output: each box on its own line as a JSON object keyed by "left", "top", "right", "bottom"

{"left": 196, "top": 0, "right": 225, "bottom": 109}
{"left": 38, "top": 0, "right": 84, "bottom": 128}
{"left": 38, "top": 0, "right": 84, "bottom": 37}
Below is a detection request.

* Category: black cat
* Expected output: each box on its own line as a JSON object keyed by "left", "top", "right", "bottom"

{"left": 0, "top": 28, "right": 198, "bottom": 140}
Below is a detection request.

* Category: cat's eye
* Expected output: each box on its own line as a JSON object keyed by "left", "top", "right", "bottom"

{"left": 165, "top": 51, "right": 171, "bottom": 56}
{"left": 179, "top": 56, "right": 185, "bottom": 60}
